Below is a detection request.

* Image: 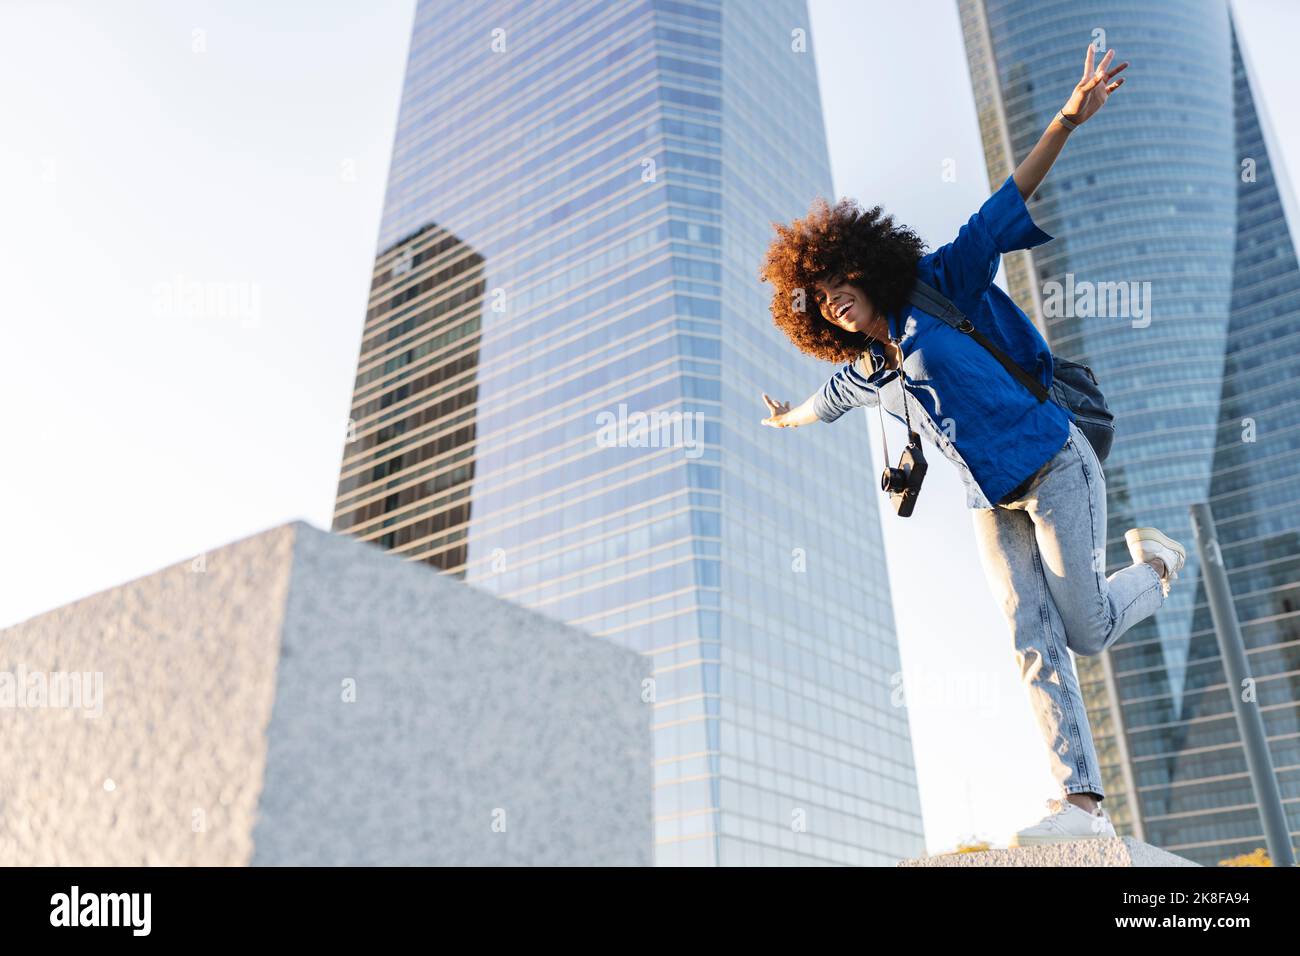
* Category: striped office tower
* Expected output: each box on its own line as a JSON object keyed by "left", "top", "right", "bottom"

{"left": 333, "top": 0, "right": 924, "bottom": 865}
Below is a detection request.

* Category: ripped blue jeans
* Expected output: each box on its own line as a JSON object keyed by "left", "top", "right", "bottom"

{"left": 970, "top": 420, "right": 1165, "bottom": 798}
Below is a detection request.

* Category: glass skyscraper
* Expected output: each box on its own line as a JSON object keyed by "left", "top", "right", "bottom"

{"left": 334, "top": 0, "right": 924, "bottom": 865}
{"left": 961, "top": 0, "right": 1300, "bottom": 864}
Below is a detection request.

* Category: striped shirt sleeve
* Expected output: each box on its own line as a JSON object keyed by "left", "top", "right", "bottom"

{"left": 812, "top": 356, "right": 884, "bottom": 423}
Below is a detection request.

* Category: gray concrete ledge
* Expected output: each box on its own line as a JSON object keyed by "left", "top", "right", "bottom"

{"left": 899, "top": 836, "right": 1199, "bottom": 867}
{"left": 0, "top": 522, "right": 653, "bottom": 866}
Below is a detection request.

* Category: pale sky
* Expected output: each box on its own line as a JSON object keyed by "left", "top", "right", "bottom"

{"left": 1, "top": 0, "right": 1295, "bottom": 857}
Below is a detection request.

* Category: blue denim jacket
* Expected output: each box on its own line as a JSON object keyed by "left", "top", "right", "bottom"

{"left": 812, "top": 175, "right": 1073, "bottom": 508}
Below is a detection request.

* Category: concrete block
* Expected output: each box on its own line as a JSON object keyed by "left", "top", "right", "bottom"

{"left": 898, "top": 836, "right": 1200, "bottom": 867}
{"left": 0, "top": 522, "right": 652, "bottom": 866}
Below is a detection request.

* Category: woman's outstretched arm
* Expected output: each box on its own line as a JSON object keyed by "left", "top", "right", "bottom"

{"left": 762, "top": 353, "right": 885, "bottom": 428}
{"left": 1013, "top": 44, "right": 1128, "bottom": 200}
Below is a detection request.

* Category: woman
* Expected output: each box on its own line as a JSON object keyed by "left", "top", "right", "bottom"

{"left": 757, "top": 46, "right": 1186, "bottom": 846}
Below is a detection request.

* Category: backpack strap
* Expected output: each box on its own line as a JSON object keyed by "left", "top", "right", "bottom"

{"left": 907, "top": 279, "right": 1049, "bottom": 403}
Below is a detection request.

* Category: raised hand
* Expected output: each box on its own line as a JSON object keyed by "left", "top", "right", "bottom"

{"left": 1062, "top": 44, "right": 1128, "bottom": 125}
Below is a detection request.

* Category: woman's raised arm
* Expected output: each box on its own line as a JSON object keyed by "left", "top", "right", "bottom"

{"left": 1012, "top": 44, "right": 1128, "bottom": 200}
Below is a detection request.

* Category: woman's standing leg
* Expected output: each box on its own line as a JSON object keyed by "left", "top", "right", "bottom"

{"left": 970, "top": 502, "right": 1107, "bottom": 800}
{"left": 1019, "top": 421, "right": 1165, "bottom": 657}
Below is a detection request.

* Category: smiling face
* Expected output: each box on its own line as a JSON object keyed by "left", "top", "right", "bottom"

{"left": 813, "top": 276, "right": 880, "bottom": 336}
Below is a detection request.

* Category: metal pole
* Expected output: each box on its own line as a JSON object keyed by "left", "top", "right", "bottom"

{"left": 1190, "top": 502, "right": 1296, "bottom": 866}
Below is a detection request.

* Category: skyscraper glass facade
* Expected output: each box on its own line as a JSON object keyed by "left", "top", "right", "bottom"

{"left": 961, "top": 0, "right": 1300, "bottom": 864}
{"left": 335, "top": 0, "right": 924, "bottom": 865}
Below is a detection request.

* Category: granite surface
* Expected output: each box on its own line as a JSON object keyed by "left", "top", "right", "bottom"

{"left": 899, "top": 836, "right": 1200, "bottom": 867}
{"left": 0, "top": 522, "right": 652, "bottom": 866}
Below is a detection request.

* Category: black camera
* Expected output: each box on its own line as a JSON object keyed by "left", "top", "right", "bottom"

{"left": 880, "top": 431, "right": 927, "bottom": 517}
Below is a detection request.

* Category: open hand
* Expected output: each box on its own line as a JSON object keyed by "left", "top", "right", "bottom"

{"left": 761, "top": 393, "right": 792, "bottom": 428}
{"left": 1062, "top": 44, "right": 1128, "bottom": 125}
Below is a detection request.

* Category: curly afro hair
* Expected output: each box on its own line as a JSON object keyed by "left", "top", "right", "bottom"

{"left": 759, "top": 196, "right": 927, "bottom": 363}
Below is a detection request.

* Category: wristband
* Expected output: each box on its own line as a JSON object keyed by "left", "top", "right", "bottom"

{"left": 1055, "top": 110, "right": 1080, "bottom": 131}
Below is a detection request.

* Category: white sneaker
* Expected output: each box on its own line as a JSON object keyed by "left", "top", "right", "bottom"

{"left": 1125, "top": 526, "right": 1186, "bottom": 597}
{"left": 1009, "top": 798, "right": 1116, "bottom": 847}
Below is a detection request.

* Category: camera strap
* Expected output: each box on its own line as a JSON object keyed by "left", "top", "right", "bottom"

{"left": 870, "top": 332, "right": 915, "bottom": 466}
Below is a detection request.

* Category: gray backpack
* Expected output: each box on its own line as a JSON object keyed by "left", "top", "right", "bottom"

{"left": 908, "top": 279, "right": 1115, "bottom": 462}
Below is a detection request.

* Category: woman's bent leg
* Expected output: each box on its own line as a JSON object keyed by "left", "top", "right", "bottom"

{"left": 971, "top": 503, "right": 1107, "bottom": 799}
{"left": 1020, "top": 422, "right": 1165, "bottom": 657}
